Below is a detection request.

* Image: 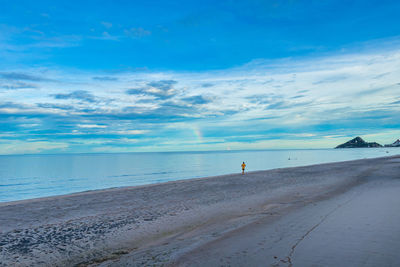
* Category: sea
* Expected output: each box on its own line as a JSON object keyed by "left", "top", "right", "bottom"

{"left": 0, "top": 148, "right": 398, "bottom": 202}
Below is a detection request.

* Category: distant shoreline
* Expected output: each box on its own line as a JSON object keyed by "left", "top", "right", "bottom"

{"left": 1, "top": 146, "right": 397, "bottom": 157}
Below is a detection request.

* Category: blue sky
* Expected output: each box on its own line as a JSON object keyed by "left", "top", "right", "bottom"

{"left": 1, "top": 0, "right": 400, "bottom": 154}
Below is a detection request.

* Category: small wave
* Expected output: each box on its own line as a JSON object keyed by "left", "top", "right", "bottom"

{"left": 108, "top": 171, "right": 175, "bottom": 178}
{"left": 0, "top": 182, "right": 32, "bottom": 187}
{"left": 66, "top": 178, "right": 80, "bottom": 182}
{"left": 108, "top": 174, "right": 140, "bottom": 178}
{"left": 147, "top": 171, "right": 172, "bottom": 175}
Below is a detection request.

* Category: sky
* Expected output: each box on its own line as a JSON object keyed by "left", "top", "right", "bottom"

{"left": 1, "top": 0, "right": 400, "bottom": 154}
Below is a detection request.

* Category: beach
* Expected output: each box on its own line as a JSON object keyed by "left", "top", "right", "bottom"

{"left": 1, "top": 155, "right": 400, "bottom": 266}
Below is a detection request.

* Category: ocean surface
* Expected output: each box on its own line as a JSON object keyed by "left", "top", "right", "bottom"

{"left": 1, "top": 148, "right": 398, "bottom": 202}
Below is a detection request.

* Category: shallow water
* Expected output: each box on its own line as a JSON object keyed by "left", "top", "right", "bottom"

{"left": 0, "top": 148, "right": 398, "bottom": 202}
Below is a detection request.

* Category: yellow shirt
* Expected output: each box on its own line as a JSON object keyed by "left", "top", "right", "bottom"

{"left": 241, "top": 163, "right": 246, "bottom": 169}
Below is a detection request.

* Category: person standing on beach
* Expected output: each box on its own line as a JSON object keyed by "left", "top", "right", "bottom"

{"left": 241, "top": 162, "right": 246, "bottom": 174}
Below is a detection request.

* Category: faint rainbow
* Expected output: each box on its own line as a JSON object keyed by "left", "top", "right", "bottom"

{"left": 191, "top": 125, "right": 203, "bottom": 143}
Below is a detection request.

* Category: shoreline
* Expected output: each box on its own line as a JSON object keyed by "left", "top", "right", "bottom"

{"left": 1, "top": 155, "right": 400, "bottom": 266}
{"left": 1, "top": 154, "right": 396, "bottom": 207}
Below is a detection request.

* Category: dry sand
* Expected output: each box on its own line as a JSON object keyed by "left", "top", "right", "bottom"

{"left": 1, "top": 155, "right": 400, "bottom": 266}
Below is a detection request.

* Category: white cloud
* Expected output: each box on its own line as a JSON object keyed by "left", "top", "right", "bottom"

{"left": 114, "top": 130, "right": 148, "bottom": 135}
{"left": 77, "top": 124, "right": 107, "bottom": 129}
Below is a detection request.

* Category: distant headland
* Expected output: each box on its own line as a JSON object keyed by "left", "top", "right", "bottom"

{"left": 335, "top": 137, "right": 382, "bottom": 148}
{"left": 385, "top": 139, "right": 400, "bottom": 147}
{"left": 335, "top": 137, "right": 400, "bottom": 148}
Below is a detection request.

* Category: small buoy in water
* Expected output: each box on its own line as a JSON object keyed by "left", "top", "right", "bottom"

{"left": 386, "top": 151, "right": 389, "bottom": 153}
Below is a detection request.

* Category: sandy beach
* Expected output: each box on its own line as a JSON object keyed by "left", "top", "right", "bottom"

{"left": 1, "top": 155, "right": 400, "bottom": 266}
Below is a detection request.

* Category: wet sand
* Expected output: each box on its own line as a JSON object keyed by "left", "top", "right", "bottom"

{"left": 1, "top": 155, "right": 399, "bottom": 266}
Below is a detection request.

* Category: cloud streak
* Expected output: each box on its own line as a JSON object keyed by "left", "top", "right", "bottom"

{"left": 1, "top": 82, "right": 37, "bottom": 89}
{"left": 126, "top": 80, "right": 178, "bottom": 99}
{"left": 92, "top": 76, "right": 118, "bottom": 81}
{"left": 0, "top": 72, "right": 50, "bottom": 82}
{"left": 51, "top": 90, "right": 98, "bottom": 103}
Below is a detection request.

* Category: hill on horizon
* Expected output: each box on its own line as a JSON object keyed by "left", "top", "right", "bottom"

{"left": 335, "top": 137, "right": 382, "bottom": 149}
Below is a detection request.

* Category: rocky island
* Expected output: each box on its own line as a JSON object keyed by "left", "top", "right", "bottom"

{"left": 385, "top": 139, "right": 400, "bottom": 147}
{"left": 335, "top": 136, "right": 382, "bottom": 148}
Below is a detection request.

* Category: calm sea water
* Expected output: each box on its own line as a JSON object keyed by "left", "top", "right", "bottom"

{"left": 0, "top": 148, "right": 398, "bottom": 202}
